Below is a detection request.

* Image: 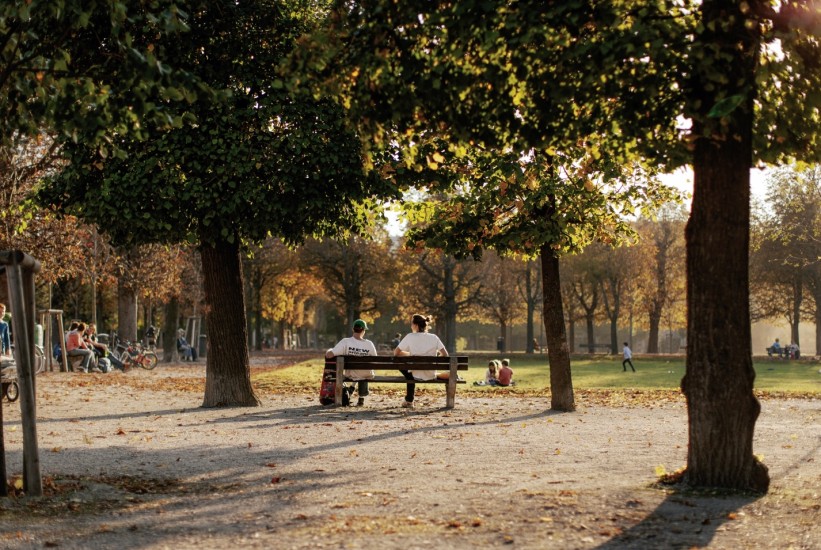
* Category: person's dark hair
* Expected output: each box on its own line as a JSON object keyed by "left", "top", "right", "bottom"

{"left": 77, "top": 322, "right": 87, "bottom": 332}
{"left": 412, "top": 314, "right": 429, "bottom": 331}
{"left": 623, "top": 342, "right": 629, "bottom": 346}
{"left": 69, "top": 321, "right": 79, "bottom": 331}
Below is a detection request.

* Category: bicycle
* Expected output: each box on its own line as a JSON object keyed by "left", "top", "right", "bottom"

{"left": 7, "top": 344, "right": 46, "bottom": 374}
{"left": 1, "top": 359, "right": 18, "bottom": 402}
{"left": 34, "top": 344, "right": 45, "bottom": 374}
{"left": 115, "top": 340, "right": 158, "bottom": 370}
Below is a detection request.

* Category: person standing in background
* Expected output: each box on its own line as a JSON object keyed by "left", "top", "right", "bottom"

{"left": 0, "top": 303, "right": 10, "bottom": 357}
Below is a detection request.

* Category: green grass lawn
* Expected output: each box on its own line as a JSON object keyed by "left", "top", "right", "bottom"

{"left": 253, "top": 353, "right": 821, "bottom": 396}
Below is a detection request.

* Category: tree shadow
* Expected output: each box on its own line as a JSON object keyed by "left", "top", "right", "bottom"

{"left": 596, "top": 488, "right": 762, "bottom": 549}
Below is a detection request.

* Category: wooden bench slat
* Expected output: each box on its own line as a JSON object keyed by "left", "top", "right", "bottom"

{"left": 342, "top": 376, "right": 466, "bottom": 384}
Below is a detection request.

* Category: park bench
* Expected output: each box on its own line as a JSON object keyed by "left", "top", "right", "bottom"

{"left": 331, "top": 355, "right": 469, "bottom": 408}
{"left": 580, "top": 343, "right": 612, "bottom": 353}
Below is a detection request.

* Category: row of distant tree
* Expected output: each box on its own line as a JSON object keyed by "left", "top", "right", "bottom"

{"left": 3, "top": 161, "right": 818, "bottom": 358}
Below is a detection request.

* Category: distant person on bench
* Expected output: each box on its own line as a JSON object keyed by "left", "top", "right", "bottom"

{"left": 177, "top": 329, "right": 198, "bottom": 361}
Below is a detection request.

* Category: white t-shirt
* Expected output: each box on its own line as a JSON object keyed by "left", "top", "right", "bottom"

{"left": 329, "top": 336, "right": 376, "bottom": 380}
{"left": 623, "top": 345, "right": 632, "bottom": 360}
{"left": 396, "top": 332, "right": 447, "bottom": 380}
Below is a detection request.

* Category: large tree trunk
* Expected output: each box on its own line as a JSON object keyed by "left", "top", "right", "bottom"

{"left": 117, "top": 278, "right": 138, "bottom": 343}
{"left": 442, "top": 260, "right": 458, "bottom": 353}
{"left": 541, "top": 246, "right": 574, "bottom": 411}
{"left": 200, "top": 239, "right": 259, "bottom": 407}
{"left": 681, "top": 0, "right": 768, "bottom": 491}
{"left": 163, "top": 297, "right": 180, "bottom": 363}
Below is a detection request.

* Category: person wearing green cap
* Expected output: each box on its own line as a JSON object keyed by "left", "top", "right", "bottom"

{"left": 325, "top": 319, "right": 376, "bottom": 406}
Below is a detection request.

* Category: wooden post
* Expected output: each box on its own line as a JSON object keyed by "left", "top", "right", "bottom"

{"left": 335, "top": 356, "right": 345, "bottom": 405}
{"left": 446, "top": 356, "right": 458, "bottom": 409}
{"left": 3, "top": 251, "right": 42, "bottom": 496}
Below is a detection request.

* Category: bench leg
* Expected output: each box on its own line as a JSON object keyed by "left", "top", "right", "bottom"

{"left": 335, "top": 359, "right": 345, "bottom": 405}
{"left": 446, "top": 357, "right": 457, "bottom": 408}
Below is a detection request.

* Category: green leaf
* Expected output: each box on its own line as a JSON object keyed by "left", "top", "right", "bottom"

{"left": 707, "top": 95, "right": 744, "bottom": 118}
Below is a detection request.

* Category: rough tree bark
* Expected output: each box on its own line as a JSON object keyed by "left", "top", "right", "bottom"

{"left": 540, "top": 246, "right": 574, "bottom": 411}
{"left": 117, "top": 278, "right": 138, "bottom": 343}
{"left": 162, "top": 297, "right": 180, "bottom": 363}
{"left": 200, "top": 239, "right": 259, "bottom": 407}
{"left": 681, "top": 0, "right": 768, "bottom": 491}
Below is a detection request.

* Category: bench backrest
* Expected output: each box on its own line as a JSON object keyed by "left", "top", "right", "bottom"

{"left": 332, "top": 355, "right": 469, "bottom": 370}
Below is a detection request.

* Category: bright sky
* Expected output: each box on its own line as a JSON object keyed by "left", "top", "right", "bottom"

{"left": 660, "top": 167, "right": 770, "bottom": 205}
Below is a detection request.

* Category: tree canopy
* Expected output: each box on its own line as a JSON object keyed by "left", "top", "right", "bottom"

{"left": 292, "top": 0, "right": 821, "bottom": 490}
{"left": 37, "top": 0, "right": 395, "bottom": 407}
{"left": 1, "top": 1, "right": 200, "bottom": 149}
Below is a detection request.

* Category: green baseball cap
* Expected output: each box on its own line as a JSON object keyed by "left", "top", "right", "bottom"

{"left": 353, "top": 319, "right": 368, "bottom": 330}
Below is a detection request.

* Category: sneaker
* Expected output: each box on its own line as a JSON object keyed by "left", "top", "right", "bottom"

{"left": 401, "top": 400, "right": 414, "bottom": 409}
{"left": 356, "top": 397, "right": 365, "bottom": 407}
{"left": 90, "top": 367, "right": 102, "bottom": 373}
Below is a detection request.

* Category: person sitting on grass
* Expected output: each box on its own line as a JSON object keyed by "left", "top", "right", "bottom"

{"left": 497, "top": 358, "right": 514, "bottom": 387}
{"left": 474, "top": 360, "right": 500, "bottom": 386}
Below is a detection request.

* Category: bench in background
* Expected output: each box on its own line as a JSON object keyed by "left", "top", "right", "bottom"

{"left": 332, "top": 355, "right": 469, "bottom": 408}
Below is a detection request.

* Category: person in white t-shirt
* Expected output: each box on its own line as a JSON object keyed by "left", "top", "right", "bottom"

{"left": 326, "top": 319, "right": 376, "bottom": 406}
{"left": 394, "top": 313, "right": 449, "bottom": 408}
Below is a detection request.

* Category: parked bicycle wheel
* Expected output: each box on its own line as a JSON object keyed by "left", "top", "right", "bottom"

{"left": 5, "top": 380, "right": 19, "bottom": 402}
{"left": 138, "top": 351, "right": 158, "bottom": 370}
{"left": 34, "top": 345, "right": 46, "bottom": 374}
{"left": 118, "top": 350, "right": 133, "bottom": 369}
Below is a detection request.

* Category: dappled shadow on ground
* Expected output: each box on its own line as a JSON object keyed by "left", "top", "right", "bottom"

{"left": 595, "top": 491, "right": 761, "bottom": 549}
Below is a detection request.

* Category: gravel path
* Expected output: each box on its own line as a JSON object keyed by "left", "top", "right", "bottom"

{"left": 1, "top": 364, "right": 819, "bottom": 549}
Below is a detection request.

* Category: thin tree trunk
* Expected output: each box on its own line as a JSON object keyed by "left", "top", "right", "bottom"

{"left": 815, "top": 305, "right": 821, "bottom": 357}
{"left": 790, "top": 278, "right": 801, "bottom": 347}
{"left": 610, "top": 317, "right": 618, "bottom": 356}
{"left": 647, "top": 309, "right": 661, "bottom": 354}
{"left": 585, "top": 314, "right": 595, "bottom": 353}
{"left": 163, "top": 297, "right": 180, "bottom": 363}
{"left": 541, "top": 246, "right": 574, "bottom": 411}
{"left": 682, "top": 0, "right": 768, "bottom": 491}
{"left": 200, "top": 239, "right": 259, "bottom": 407}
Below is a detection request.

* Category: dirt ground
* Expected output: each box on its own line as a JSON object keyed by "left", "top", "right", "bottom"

{"left": 0, "top": 355, "right": 819, "bottom": 550}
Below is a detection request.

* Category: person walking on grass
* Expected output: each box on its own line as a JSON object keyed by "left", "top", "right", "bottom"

{"left": 622, "top": 342, "right": 636, "bottom": 372}
{"left": 325, "top": 319, "right": 376, "bottom": 406}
